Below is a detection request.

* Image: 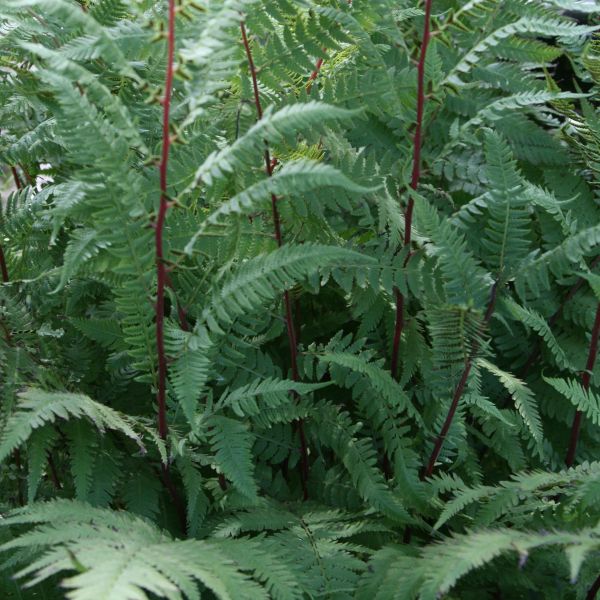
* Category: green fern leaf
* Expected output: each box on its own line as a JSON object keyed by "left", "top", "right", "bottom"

{"left": 478, "top": 359, "right": 543, "bottom": 450}
{"left": 208, "top": 416, "right": 258, "bottom": 502}
{"left": 0, "top": 389, "right": 143, "bottom": 463}
{"left": 545, "top": 376, "right": 600, "bottom": 425}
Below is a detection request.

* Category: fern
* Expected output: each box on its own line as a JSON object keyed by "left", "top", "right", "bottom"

{"left": 0, "top": 500, "right": 273, "bottom": 600}
{"left": 2, "top": 0, "right": 600, "bottom": 598}
{"left": 358, "top": 526, "right": 600, "bottom": 600}
{"left": 478, "top": 359, "right": 543, "bottom": 450}
{"left": 0, "top": 389, "right": 143, "bottom": 463}
{"left": 202, "top": 244, "right": 375, "bottom": 329}
{"left": 545, "top": 376, "right": 600, "bottom": 425}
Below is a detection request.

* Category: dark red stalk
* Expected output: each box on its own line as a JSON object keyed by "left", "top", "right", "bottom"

{"left": 241, "top": 22, "right": 309, "bottom": 499}
{"left": 149, "top": 6, "right": 188, "bottom": 537}
{"left": 390, "top": 0, "right": 433, "bottom": 380}
{"left": 19, "top": 164, "right": 34, "bottom": 186}
{"left": 565, "top": 303, "right": 600, "bottom": 467}
{"left": 155, "top": 0, "right": 176, "bottom": 443}
{"left": 0, "top": 245, "right": 9, "bottom": 288}
{"left": 587, "top": 573, "right": 600, "bottom": 600}
{"left": 423, "top": 281, "right": 498, "bottom": 479}
{"left": 306, "top": 57, "right": 324, "bottom": 94}
{"left": 10, "top": 166, "right": 22, "bottom": 190}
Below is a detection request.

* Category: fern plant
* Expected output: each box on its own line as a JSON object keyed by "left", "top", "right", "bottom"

{"left": 1, "top": 0, "right": 600, "bottom": 598}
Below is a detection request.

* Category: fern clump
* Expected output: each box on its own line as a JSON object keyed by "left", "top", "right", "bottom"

{"left": 1, "top": 0, "right": 600, "bottom": 598}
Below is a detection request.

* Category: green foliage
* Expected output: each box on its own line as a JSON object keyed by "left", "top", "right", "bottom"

{"left": 0, "top": 0, "right": 599, "bottom": 599}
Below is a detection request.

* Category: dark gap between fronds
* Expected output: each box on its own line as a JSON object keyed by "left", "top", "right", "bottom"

{"left": 390, "top": 0, "right": 433, "bottom": 381}
{"left": 474, "top": 256, "right": 600, "bottom": 473}
{"left": 519, "top": 255, "right": 600, "bottom": 383}
{"left": 165, "top": 273, "right": 190, "bottom": 331}
{"left": 240, "top": 21, "right": 309, "bottom": 500}
{"left": 565, "top": 302, "right": 600, "bottom": 468}
{"left": 0, "top": 212, "right": 24, "bottom": 505}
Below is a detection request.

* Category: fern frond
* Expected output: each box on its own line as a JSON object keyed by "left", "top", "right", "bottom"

{"left": 0, "top": 389, "right": 143, "bottom": 463}
{"left": 191, "top": 102, "right": 358, "bottom": 189}
{"left": 358, "top": 526, "right": 600, "bottom": 600}
{"left": 202, "top": 244, "right": 376, "bottom": 329}
{"left": 0, "top": 500, "right": 271, "bottom": 600}
{"left": 207, "top": 415, "right": 258, "bottom": 502}
{"left": 545, "top": 376, "right": 600, "bottom": 425}
{"left": 478, "top": 358, "right": 543, "bottom": 450}
{"left": 481, "top": 130, "right": 531, "bottom": 276}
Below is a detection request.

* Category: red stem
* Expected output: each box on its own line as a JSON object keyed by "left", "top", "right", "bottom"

{"left": 390, "top": 289, "right": 405, "bottom": 379}
{"left": 10, "top": 166, "right": 22, "bottom": 190}
{"left": 0, "top": 244, "right": 9, "bottom": 285}
{"left": 19, "top": 164, "right": 34, "bottom": 186}
{"left": 153, "top": 16, "right": 189, "bottom": 527}
{"left": 565, "top": 303, "right": 600, "bottom": 467}
{"left": 390, "top": 0, "right": 433, "bottom": 379}
{"left": 422, "top": 281, "right": 498, "bottom": 479}
{"left": 155, "top": 0, "right": 176, "bottom": 442}
{"left": 306, "top": 57, "right": 324, "bottom": 94}
{"left": 241, "top": 22, "right": 309, "bottom": 499}
{"left": 587, "top": 573, "right": 600, "bottom": 600}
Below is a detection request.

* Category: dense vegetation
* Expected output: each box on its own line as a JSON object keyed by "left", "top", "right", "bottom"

{"left": 1, "top": 0, "right": 600, "bottom": 598}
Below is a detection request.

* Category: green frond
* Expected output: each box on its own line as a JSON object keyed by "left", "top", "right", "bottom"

{"left": 502, "top": 298, "right": 572, "bottom": 370}
{"left": 316, "top": 351, "right": 419, "bottom": 422}
{"left": 444, "top": 17, "right": 599, "bottom": 87}
{"left": 478, "top": 358, "right": 543, "bottom": 451}
{"left": 53, "top": 229, "right": 110, "bottom": 293}
{"left": 0, "top": 389, "right": 143, "bottom": 464}
{"left": 313, "top": 402, "right": 410, "bottom": 523}
{"left": 191, "top": 102, "right": 358, "bottom": 189}
{"left": 202, "top": 244, "right": 376, "bottom": 329}
{"left": 358, "top": 526, "right": 600, "bottom": 600}
{"left": 167, "top": 325, "right": 213, "bottom": 426}
{"left": 207, "top": 415, "right": 258, "bottom": 502}
{"left": 481, "top": 130, "right": 531, "bottom": 276}
{"left": 186, "top": 158, "right": 379, "bottom": 250}
{"left": 217, "top": 377, "right": 329, "bottom": 418}
{"left": 414, "top": 195, "right": 491, "bottom": 309}
{"left": 0, "top": 500, "right": 270, "bottom": 600}
{"left": 3, "top": 2, "right": 600, "bottom": 598}
{"left": 545, "top": 376, "right": 600, "bottom": 426}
